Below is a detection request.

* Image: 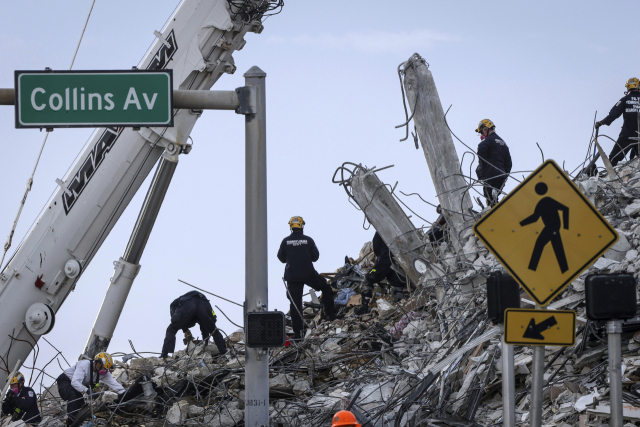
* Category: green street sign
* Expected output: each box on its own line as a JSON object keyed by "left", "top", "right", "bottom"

{"left": 15, "top": 70, "right": 173, "bottom": 128}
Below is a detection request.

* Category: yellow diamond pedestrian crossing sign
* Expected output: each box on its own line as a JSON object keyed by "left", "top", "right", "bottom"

{"left": 474, "top": 160, "right": 618, "bottom": 306}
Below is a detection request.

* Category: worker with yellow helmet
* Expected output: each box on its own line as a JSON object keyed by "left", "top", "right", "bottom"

{"left": 56, "top": 352, "right": 124, "bottom": 426}
{"left": 1, "top": 371, "right": 41, "bottom": 425}
{"left": 596, "top": 77, "right": 640, "bottom": 166}
{"left": 278, "top": 216, "right": 337, "bottom": 339}
{"left": 475, "top": 119, "right": 512, "bottom": 207}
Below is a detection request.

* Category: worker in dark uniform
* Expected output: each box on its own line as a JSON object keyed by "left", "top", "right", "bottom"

{"left": 2, "top": 372, "right": 41, "bottom": 425}
{"left": 596, "top": 77, "right": 640, "bottom": 166}
{"left": 427, "top": 205, "right": 447, "bottom": 244}
{"left": 475, "top": 119, "right": 512, "bottom": 208}
{"left": 277, "top": 216, "right": 337, "bottom": 340}
{"left": 161, "top": 291, "right": 227, "bottom": 359}
{"left": 355, "top": 232, "right": 408, "bottom": 315}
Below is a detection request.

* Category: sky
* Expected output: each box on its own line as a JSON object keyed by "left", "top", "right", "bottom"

{"left": 0, "top": 0, "right": 639, "bottom": 389}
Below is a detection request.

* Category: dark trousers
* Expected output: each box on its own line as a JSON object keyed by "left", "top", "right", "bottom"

{"left": 363, "top": 261, "right": 407, "bottom": 300}
{"left": 483, "top": 176, "right": 507, "bottom": 207}
{"left": 286, "top": 275, "right": 334, "bottom": 336}
{"left": 609, "top": 129, "right": 639, "bottom": 166}
{"left": 57, "top": 374, "right": 83, "bottom": 427}
{"left": 161, "top": 299, "right": 227, "bottom": 356}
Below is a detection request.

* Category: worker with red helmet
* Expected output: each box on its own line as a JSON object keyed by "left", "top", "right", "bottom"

{"left": 332, "top": 410, "right": 361, "bottom": 427}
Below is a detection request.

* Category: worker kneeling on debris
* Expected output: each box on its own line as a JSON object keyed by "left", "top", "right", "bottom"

{"left": 355, "top": 232, "right": 408, "bottom": 315}
{"left": 278, "top": 216, "right": 337, "bottom": 340}
{"left": 475, "top": 119, "right": 512, "bottom": 208}
{"left": 56, "top": 353, "right": 123, "bottom": 427}
{"left": 2, "top": 372, "right": 41, "bottom": 426}
{"left": 161, "top": 291, "right": 227, "bottom": 359}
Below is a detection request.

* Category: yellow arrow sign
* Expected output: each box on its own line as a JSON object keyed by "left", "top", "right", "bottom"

{"left": 474, "top": 160, "right": 618, "bottom": 306}
{"left": 504, "top": 309, "right": 576, "bottom": 346}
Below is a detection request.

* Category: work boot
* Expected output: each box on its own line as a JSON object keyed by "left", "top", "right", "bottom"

{"left": 293, "top": 330, "right": 302, "bottom": 341}
{"left": 354, "top": 297, "right": 370, "bottom": 315}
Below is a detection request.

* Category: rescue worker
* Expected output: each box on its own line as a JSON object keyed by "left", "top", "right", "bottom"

{"left": 1, "top": 372, "right": 41, "bottom": 425}
{"left": 56, "top": 353, "right": 124, "bottom": 426}
{"left": 355, "top": 232, "right": 408, "bottom": 315}
{"left": 160, "top": 291, "right": 227, "bottom": 359}
{"left": 596, "top": 77, "right": 640, "bottom": 166}
{"left": 427, "top": 205, "right": 447, "bottom": 244}
{"left": 332, "top": 410, "right": 362, "bottom": 427}
{"left": 475, "top": 119, "right": 512, "bottom": 207}
{"left": 277, "top": 216, "right": 337, "bottom": 340}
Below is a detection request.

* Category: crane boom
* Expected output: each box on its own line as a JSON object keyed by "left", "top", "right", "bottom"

{"left": 0, "top": 0, "right": 269, "bottom": 387}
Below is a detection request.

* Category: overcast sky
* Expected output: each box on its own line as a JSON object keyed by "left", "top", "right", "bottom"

{"left": 0, "top": 0, "right": 639, "bottom": 388}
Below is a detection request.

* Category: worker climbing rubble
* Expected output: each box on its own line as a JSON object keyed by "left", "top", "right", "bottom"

{"left": 160, "top": 291, "right": 227, "bottom": 359}
{"left": 278, "top": 216, "right": 337, "bottom": 340}
{"left": 355, "top": 231, "right": 409, "bottom": 315}
{"left": 56, "top": 353, "right": 123, "bottom": 426}
{"left": 1, "top": 372, "right": 40, "bottom": 426}
{"left": 475, "top": 119, "right": 512, "bottom": 207}
{"left": 596, "top": 77, "right": 640, "bottom": 166}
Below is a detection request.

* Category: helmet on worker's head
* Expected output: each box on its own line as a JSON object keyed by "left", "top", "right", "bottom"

{"left": 332, "top": 411, "right": 361, "bottom": 427}
{"left": 475, "top": 119, "right": 495, "bottom": 133}
{"left": 625, "top": 77, "right": 640, "bottom": 91}
{"left": 94, "top": 352, "right": 114, "bottom": 370}
{"left": 288, "top": 216, "right": 305, "bottom": 230}
{"left": 9, "top": 372, "right": 24, "bottom": 386}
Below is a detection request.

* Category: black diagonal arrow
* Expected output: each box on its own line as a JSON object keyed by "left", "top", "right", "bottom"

{"left": 523, "top": 316, "right": 558, "bottom": 340}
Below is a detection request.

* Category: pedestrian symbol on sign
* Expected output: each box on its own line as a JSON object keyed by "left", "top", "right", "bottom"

{"left": 473, "top": 160, "right": 618, "bottom": 306}
{"left": 520, "top": 182, "right": 569, "bottom": 273}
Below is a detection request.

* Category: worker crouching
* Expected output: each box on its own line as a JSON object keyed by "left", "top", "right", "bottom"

{"left": 161, "top": 291, "right": 227, "bottom": 359}
{"left": 2, "top": 372, "right": 41, "bottom": 426}
{"left": 355, "top": 232, "right": 409, "bottom": 315}
{"left": 278, "top": 216, "right": 337, "bottom": 340}
{"left": 56, "top": 353, "right": 124, "bottom": 426}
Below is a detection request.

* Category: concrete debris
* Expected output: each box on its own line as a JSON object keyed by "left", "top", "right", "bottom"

{"left": 24, "top": 158, "right": 640, "bottom": 426}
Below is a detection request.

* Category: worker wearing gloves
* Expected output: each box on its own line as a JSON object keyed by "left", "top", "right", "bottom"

{"left": 475, "top": 119, "right": 512, "bottom": 208}
{"left": 278, "top": 216, "right": 337, "bottom": 340}
{"left": 56, "top": 353, "right": 123, "bottom": 426}
{"left": 160, "top": 291, "right": 227, "bottom": 359}
{"left": 1, "top": 372, "right": 41, "bottom": 425}
{"left": 596, "top": 77, "right": 640, "bottom": 166}
{"left": 355, "top": 232, "right": 408, "bottom": 315}
{"left": 332, "top": 410, "right": 362, "bottom": 427}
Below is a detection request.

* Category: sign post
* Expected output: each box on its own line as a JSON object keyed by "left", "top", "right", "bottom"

{"left": 15, "top": 70, "right": 173, "bottom": 128}
{"left": 585, "top": 274, "right": 638, "bottom": 427}
{"left": 474, "top": 160, "right": 619, "bottom": 427}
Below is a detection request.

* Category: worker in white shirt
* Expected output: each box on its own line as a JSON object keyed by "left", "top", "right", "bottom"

{"left": 55, "top": 352, "right": 124, "bottom": 426}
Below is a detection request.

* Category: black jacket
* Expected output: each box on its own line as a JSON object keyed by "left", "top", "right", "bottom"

{"left": 601, "top": 90, "right": 640, "bottom": 131}
{"left": 2, "top": 386, "right": 41, "bottom": 425}
{"left": 367, "top": 232, "right": 405, "bottom": 287}
{"left": 170, "top": 291, "right": 210, "bottom": 332}
{"left": 277, "top": 229, "right": 320, "bottom": 281}
{"left": 476, "top": 133, "right": 512, "bottom": 181}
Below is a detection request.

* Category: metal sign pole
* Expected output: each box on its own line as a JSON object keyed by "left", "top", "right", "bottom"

{"left": 243, "top": 66, "right": 269, "bottom": 427}
{"left": 501, "top": 326, "right": 516, "bottom": 427}
{"left": 530, "top": 305, "right": 545, "bottom": 427}
{"left": 607, "top": 320, "right": 623, "bottom": 427}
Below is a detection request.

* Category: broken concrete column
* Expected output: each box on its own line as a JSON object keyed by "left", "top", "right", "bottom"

{"left": 401, "top": 53, "right": 473, "bottom": 249}
{"left": 349, "top": 167, "right": 424, "bottom": 285}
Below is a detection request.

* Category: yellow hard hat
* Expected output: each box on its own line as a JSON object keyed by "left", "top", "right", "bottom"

{"left": 94, "top": 352, "right": 114, "bottom": 370}
{"left": 625, "top": 77, "right": 640, "bottom": 91}
{"left": 9, "top": 372, "right": 24, "bottom": 385}
{"left": 288, "top": 216, "right": 305, "bottom": 230}
{"left": 475, "top": 119, "right": 495, "bottom": 133}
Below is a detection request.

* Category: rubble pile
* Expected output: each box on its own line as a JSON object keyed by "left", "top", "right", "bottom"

{"left": 11, "top": 158, "right": 640, "bottom": 427}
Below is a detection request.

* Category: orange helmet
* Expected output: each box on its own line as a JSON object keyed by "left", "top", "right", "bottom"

{"left": 332, "top": 410, "right": 361, "bottom": 427}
